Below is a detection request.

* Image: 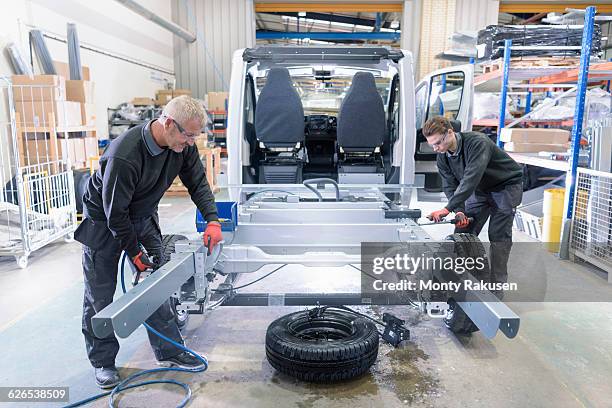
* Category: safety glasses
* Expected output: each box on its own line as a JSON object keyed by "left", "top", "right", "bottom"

{"left": 170, "top": 118, "right": 199, "bottom": 140}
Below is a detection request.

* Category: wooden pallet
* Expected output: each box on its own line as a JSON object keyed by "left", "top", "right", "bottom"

{"left": 165, "top": 185, "right": 220, "bottom": 196}
{"left": 164, "top": 188, "right": 189, "bottom": 196}
{"left": 530, "top": 61, "right": 612, "bottom": 84}
{"left": 481, "top": 57, "right": 580, "bottom": 74}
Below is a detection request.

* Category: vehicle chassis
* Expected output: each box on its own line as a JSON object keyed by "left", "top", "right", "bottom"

{"left": 92, "top": 185, "right": 519, "bottom": 342}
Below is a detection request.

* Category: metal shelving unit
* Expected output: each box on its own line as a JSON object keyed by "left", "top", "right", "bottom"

{"left": 207, "top": 110, "right": 227, "bottom": 149}
{"left": 488, "top": 6, "right": 612, "bottom": 225}
{"left": 474, "top": 6, "right": 612, "bottom": 258}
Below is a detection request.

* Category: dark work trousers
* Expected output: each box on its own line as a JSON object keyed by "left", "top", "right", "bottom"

{"left": 455, "top": 182, "right": 523, "bottom": 285}
{"left": 76, "top": 215, "right": 183, "bottom": 368}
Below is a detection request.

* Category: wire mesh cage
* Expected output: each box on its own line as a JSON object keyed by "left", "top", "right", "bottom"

{"left": 570, "top": 168, "right": 612, "bottom": 281}
{"left": 0, "top": 76, "right": 77, "bottom": 269}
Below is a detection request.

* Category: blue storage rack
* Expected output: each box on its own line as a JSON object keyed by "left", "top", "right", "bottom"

{"left": 494, "top": 6, "right": 599, "bottom": 222}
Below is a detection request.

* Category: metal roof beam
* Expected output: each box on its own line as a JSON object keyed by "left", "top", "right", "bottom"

{"left": 256, "top": 30, "right": 400, "bottom": 40}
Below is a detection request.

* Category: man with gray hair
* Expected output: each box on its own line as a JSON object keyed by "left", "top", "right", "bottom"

{"left": 75, "top": 95, "right": 222, "bottom": 388}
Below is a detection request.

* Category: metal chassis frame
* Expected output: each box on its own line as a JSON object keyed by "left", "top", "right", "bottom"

{"left": 92, "top": 187, "right": 520, "bottom": 341}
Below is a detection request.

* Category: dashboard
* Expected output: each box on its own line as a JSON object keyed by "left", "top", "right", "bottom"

{"left": 305, "top": 114, "right": 337, "bottom": 137}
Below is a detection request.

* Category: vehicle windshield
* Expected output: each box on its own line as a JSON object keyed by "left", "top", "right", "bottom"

{"left": 254, "top": 66, "right": 395, "bottom": 115}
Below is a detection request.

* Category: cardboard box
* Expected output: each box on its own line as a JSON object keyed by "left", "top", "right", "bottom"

{"left": 53, "top": 61, "right": 90, "bottom": 80}
{"left": 22, "top": 138, "right": 56, "bottom": 164}
{"left": 66, "top": 80, "right": 94, "bottom": 103}
{"left": 72, "top": 138, "right": 86, "bottom": 166}
{"left": 504, "top": 142, "right": 568, "bottom": 153}
{"left": 22, "top": 137, "right": 77, "bottom": 166}
{"left": 500, "top": 128, "right": 570, "bottom": 144}
{"left": 12, "top": 75, "right": 66, "bottom": 101}
{"left": 155, "top": 90, "right": 173, "bottom": 105}
{"left": 84, "top": 137, "right": 98, "bottom": 160}
{"left": 173, "top": 89, "right": 192, "bottom": 97}
{"left": 132, "top": 97, "right": 155, "bottom": 106}
{"left": 63, "top": 101, "right": 83, "bottom": 127}
{"left": 15, "top": 100, "right": 82, "bottom": 127}
{"left": 15, "top": 101, "right": 63, "bottom": 127}
{"left": 207, "top": 92, "right": 228, "bottom": 111}
{"left": 81, "top": 103, "right": 96, "bottom": 126}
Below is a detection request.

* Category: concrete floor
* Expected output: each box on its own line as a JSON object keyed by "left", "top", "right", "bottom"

{"left": 0, "top": 193, "right": 611, "bottom": 407}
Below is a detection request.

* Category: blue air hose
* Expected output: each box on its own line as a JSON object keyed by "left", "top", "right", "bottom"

{"left": 64, "top": 253, "right": 208, "bottom": 408}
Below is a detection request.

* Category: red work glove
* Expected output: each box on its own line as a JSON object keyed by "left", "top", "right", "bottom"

{"left": 203, "top": 222, "right": 223, "bottom": 253}
{"left": 131, "top": 250, "right": 156, "bottom": 273}
{"left": 454, "top": 212, "right": 470, "bottom": 228}
{"left": 427, "top": 207, "right": 450, "bottom": 222}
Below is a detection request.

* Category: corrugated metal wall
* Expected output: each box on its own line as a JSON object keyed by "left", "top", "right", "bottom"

{"left": 172, "top": 0, "right": 256, "bottom": 97}
{"left": 455, "top": 0, "right": 499, "bottom": 33}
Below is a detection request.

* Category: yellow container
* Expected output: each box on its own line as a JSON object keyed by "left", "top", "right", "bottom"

{"left": 574, "top": 188, "right": 589, "bottom": 220}
{"left": 542, "top": 188, "right": 565, "bottom": 252}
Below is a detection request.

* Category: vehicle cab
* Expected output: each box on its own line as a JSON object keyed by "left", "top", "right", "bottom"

{"left": 225, "top": 45, "right": 474, "bottom": 198}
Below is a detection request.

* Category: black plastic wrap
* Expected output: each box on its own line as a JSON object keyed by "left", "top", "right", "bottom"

{"left": 477, "top": 25, "right": 602, "bottom": 60}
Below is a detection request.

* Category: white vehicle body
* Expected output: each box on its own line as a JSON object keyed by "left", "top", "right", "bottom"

{"left": 91, "top": 47, "right": 519, "bottom": 342}
{"left": 226, "top": 46, "right": 474, "bottom": 196}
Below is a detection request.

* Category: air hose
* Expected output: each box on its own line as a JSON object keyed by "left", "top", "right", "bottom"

{"left": 64, "top": 253, "right": 208, "bottom": 408}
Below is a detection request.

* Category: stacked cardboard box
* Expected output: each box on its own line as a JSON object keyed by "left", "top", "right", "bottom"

{"left": 500, "top": 128, "right": 569, "bottom": 153}
{"left": 155, "top": 89, "right": 193, "bottom": 106}
{"left": 12, "top": 75, "right": 82, "bottom": 127}
{"left": 156, "top": 90, "right": 173, "bottom": 106}
{"left": 13, "top": 65, "right": 99, "bottom": 172}
{"left": 53, "top": 61, "right": 90, "bottom": 81}
{"left": 173, "top": 89, "right": 192, "bottom": 98}
{"left": 206, "top": 92, "right": 228, "bottom": 111}
{"left": 22, "top": 136, "right": 98, "bottom": 168}
{"left": 132, "top": 97, "right": 156, "bottom": 106}
{"left": 53, "top": 61, "right": 96, "bottom": 127}
{"left": 66, "top": 79, "right": 96, "bottom": 126}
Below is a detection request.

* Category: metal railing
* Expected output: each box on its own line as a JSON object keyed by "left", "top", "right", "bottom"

{"left": 0, "top": 77, "right": 77, "bottom": 268}
{"left": 586, "top": 115, "right": 612, "bottom": 173}
{"left": 570, "top": 167, "right": 612, "bottom": 281}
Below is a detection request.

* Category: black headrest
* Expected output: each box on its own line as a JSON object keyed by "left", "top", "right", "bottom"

{"left": 450, "top": 120, "right": 461, "bottom": 132}
{"left": 255, "top": 67, "right": 304, "bottom": 147}
{"left": 336, "top": 72, "right": 385, "bottom": 151}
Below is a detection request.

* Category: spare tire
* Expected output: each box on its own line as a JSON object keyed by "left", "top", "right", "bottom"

{"left": 266, "top": 308, "right": 379, "bottom": 382}
{"left": 160, "top": 234, "right": 192, "bottom": 330}
{"left": 444, "top": 233, "right": 491, "bottom": 335}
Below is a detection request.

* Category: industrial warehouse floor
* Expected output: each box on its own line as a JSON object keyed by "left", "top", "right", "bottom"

{"left": 1, "top": 193, "right": 611, "bottom": 407}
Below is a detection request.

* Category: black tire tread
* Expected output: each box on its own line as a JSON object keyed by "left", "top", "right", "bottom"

{"left": 444, "top": 233, "right": 490, "bottom": 335}
{"left": 265, "top": 309, "right": 379, "bottom": 382}
{"left": 161, "top": 234, "right": 190, "bottom": 329}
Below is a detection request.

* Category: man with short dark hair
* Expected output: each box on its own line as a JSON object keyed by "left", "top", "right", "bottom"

{"left": 75, "top": 95, "right": 223, "bottom": 388}
{"left": 423, "top": 116, "right": 523, "bottom": 297}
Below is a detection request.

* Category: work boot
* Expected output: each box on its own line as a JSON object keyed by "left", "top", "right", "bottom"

{"left": 158, "top": 352, "right": 205, "bottom": 369}
{"left": 94, "top": 366, "right": 120, "bottom": 389}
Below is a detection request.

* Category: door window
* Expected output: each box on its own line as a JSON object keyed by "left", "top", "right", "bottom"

{"left": 415, "top": 83, "right": 428, "bottom": 129}
{"left": 426, "top": 71, "right": 465, "bottom": 122}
